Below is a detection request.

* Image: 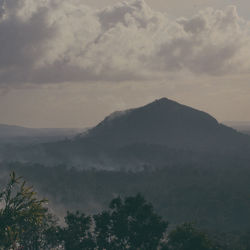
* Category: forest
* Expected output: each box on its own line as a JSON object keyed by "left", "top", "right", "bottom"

{"left": 1, "top": 162, "right": 250, "bottom": 249}
{"left": 2, "top": 171, "right": 250, "bottom": 250}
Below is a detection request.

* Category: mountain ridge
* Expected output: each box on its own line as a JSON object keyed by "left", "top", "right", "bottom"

{"left": 1, "top": 98, "right": 250, "bottom": 169}
{"left": 82, "top": 97, "right": 247, "bottom": 151}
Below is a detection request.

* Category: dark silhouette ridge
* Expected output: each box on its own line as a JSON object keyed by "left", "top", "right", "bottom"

{"left": 1, "top": 98, "right": 250, "bottom": 168}
{"left": 83, "top": 97, "right": 248, "bottom": 152}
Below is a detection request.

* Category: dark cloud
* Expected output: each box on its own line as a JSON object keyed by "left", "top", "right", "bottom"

{"left": 0, "top": 0, "right": 249, "bottom": 86}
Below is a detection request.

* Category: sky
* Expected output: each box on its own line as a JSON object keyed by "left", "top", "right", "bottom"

{"left": 0, "top": 0, "right": 249, "bottom": 128}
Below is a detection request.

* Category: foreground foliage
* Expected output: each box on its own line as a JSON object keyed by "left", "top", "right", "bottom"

{"left": 0, "top": 172, "right": 56, "bottom": 249}
{"left": 94, "top": 194, "right": 168, "bottom": 249}
{"left": 8, "top": 161, "right": 250, "bottom": 232}
{"left": 165, "top": 223, "right": 216, "bottom": 250}
{"left": 0, "top": 172, "right": 248, "bottom": 249}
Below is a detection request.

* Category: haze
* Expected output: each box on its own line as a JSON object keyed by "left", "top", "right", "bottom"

{"left": 0, "top": 0, "right": 249, "bottom": 128}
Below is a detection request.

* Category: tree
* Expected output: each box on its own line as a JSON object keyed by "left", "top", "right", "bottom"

{"left": 0, "top": 171, "right": 225, "bottom": 250}
{"left": 94, "top": 194, "right": 168, "bottom": 249}
{"left": 59, "top": 211, "right": 95, "bottom": 250}
{"left": 165, "top": 223, "right": 216, "bottom": 250}
{"left": 0, "top": 172, "right": 56, "bottom": 249}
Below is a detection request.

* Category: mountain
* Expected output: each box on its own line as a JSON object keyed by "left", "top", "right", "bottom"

{"left": 1, "top": 98, "right": 250, "bottom": 169}
{"left": 84, "top": 98, "right": 249, "bottom": 151}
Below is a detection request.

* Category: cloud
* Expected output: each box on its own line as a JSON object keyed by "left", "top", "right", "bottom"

{"left": 157, "top": 6, "right": 250, "bottom": 75}
{"left": 0, "top": 0, "right": 249, "bottom": 86}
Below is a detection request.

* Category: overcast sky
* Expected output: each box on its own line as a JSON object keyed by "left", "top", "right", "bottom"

{"left": 0, "top": 0, "right": 249, "bottom": 128}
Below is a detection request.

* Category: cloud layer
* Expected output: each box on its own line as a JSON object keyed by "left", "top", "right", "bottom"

{"left": 0, "top": 0, "right": 249, "bottom": 86}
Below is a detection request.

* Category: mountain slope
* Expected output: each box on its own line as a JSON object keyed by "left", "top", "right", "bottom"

{"left": 224, "top": 121, "right": 250, "bottom": 135}
{"left": 84, "top": 98, "right": 249, "bottom": 151}
{"left": 1, "top": 98, "right": 250, "bottom": 169}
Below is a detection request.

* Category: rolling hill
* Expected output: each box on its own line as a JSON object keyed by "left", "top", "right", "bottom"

{"left": 0, "top": 124, "right": 84, "bottom": 144}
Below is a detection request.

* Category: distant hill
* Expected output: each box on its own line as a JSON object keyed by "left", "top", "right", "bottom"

{"left": 0, "top": 124, "right": 84, "bottom": 138}
{"left": 0, "top": 124, "right": 85, "bottom": 145}
{"left": 1, "top": 98, "right": 250, "bottom": 169}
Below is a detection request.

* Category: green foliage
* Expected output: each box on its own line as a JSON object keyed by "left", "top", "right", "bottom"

{"left": 8, "top": 161, "right": 250, "bottom": 232}
{"left": 94, "top": 194, "right": 168, "bottom": 250}
{"left": 0, "top": 172, "right": 56, "bottom": 249}
{"left": 0, "top": 174, "right": 168, "bottom": 250}
{"left": 59, "top": 211, "right": 95, "bottom": 250}
{"left": 165, "top": 223, "right": 216, "bottom": 250}
{"left": 1, "top": 169, "right": 250, "bottom": 250}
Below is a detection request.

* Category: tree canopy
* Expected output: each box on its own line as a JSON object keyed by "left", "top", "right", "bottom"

{"left": 1, "top": 171, "right": 246, "bottom": 250}
{"left": 94, "top": 194, "right": 168, "bottom": 249}
{"left": 0, "top": 172, "right": 56, "bottom": 249}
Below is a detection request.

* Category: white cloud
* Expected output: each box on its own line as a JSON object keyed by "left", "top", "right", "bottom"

{"left": 0, "top": 0, "right": 249, "bottom": 86}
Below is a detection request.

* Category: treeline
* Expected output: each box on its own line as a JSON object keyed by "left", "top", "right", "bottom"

{"left": 4, "top": 162, "right": 250, "bottom": 232}
{"left": 0, "top": 172, "right": 224, "bottom": 250}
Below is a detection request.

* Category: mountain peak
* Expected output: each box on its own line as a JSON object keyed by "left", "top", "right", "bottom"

{"left": 149, "top": 97, "right": 174, "bottom": 105}
{"left": 154, "top": 97, "right": 169, "bottom": 102}
{"left": 143, "top": 97, "right": 183, "bottom": 110}
{"left": 83, "top": 97, "right": 239, "bottom": 151}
